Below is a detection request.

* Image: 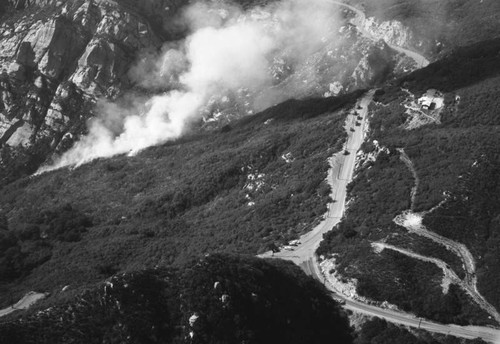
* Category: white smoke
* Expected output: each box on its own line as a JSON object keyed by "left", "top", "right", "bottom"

{"left": 40, "top": 0, "right": 344, "bottom": 172}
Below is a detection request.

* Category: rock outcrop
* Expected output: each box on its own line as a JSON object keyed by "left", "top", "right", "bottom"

{"left": 0, "top": 0, "right": 184, "bottom": 181}
{"left": 362, "top": 17, "right": 415, "bottom": 50}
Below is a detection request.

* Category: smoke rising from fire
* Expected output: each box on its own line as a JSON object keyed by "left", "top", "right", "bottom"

{"left": 40, "top": 0, "right": 344, "bottom": 172}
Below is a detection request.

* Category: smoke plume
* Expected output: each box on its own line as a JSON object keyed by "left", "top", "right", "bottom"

{"left": 41, "top": 0, "right": 344, "bottom": 172}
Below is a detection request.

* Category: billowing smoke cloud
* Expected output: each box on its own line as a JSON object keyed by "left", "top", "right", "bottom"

{"left": 40, "top": 0, "right": 344, "bottom": 172}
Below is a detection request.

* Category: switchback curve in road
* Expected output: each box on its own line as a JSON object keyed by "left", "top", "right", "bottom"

{"left": 328, "top": 0, "right": 430, "bottom": 68}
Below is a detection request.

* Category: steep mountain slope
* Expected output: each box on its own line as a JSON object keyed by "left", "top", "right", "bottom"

{"left": 0, "top": 0, "right": 415, "bottom": 185}
{"left": 0, "top": 254, "right": 353, "bottom": 344}
{"left": 2, "top": 0, "right": 500, "bottom": 342}
{"left": 318, "top": 38, "right": 500, "bottom": 326}
{"left": 0, "top": 91, "right": 362, "bottom": 307}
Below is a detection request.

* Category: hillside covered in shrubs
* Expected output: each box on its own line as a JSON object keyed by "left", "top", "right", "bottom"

{"left": 0, "top": 254, "right": 353, "bottom": 344}
{"left": 319, "top": 38, "right": 500, "bottom": 325}
{"left": 0, "top": 91, "right": 362, "bottom": 307}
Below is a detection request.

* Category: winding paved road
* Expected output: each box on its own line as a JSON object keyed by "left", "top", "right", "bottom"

{"left": 261, "top": 91, "right": 500, "bottom": 342}
{"left": 260, "top": 90, "right": 374, "bottom": 264}
{"left": 329, "top": 0, "right": 430, "bottom": 68}
{"left": 261, "top": 3, "right": 500, "bottom": 341}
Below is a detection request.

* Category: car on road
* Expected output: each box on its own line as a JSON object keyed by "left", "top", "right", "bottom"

{"left": 330, "top": 294, "right": 347, "bottom": 305}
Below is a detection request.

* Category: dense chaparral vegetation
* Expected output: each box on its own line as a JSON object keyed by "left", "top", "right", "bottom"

{"left": 0, "top": 91, "right": 363, "bottom": 307}
{"left": 0, "top": 254, "right": 353, "bottom": 344}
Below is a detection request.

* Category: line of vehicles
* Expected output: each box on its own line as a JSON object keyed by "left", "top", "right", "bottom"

{"left": 280, "top": 239, "right": 301, "bottom": 251}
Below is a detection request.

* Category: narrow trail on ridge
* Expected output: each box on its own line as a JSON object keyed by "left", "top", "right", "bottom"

{"left": 397, "top": 148, "right": 419, "bottom": 211}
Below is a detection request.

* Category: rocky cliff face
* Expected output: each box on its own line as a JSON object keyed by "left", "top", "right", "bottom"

{"left": 0, "top": 0, "right": 185, "bottom": 179}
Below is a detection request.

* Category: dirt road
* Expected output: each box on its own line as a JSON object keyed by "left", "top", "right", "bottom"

{"left": 393, "top": 149, "right": 500, "bottom": 324}
{"left": 0, "top": 292, "right": 46, "bottom": 318}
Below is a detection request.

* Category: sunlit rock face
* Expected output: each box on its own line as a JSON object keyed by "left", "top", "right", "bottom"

{"left": 362, "top": 17, "right": 414, "bottom": 49}
{"left": 0, "top": 0, "right": 182, "bottom": 164}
